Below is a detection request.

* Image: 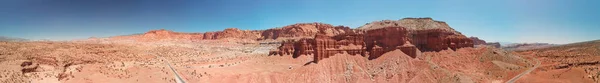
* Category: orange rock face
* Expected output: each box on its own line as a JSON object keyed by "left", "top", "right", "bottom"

{"left": 363, "top": 27, "right": 409, "bottom": 59}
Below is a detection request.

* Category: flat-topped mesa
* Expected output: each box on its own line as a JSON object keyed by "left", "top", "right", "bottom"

{"left": 272, "top": 18, "right": 474, "bottom": 63}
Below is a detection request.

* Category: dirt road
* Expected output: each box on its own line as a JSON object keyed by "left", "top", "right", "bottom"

{"left": 506, "top": 58, "right": 541, "bottom": 83}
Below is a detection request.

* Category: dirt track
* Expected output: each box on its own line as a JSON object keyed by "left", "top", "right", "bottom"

{"left": 506, "top": 58, "right": 540, "bottom": 83}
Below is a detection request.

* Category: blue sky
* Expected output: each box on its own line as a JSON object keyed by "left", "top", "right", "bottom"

{"left": 0, "top": 0, "right": 598, "bottom": 44}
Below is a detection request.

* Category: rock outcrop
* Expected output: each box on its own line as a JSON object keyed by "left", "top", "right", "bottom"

{"left": 272, "top": 18, "right": 474, "bottom": 63}
{"left": 358, "top": 17, "right": 473, "bottom": 51}
{"left": 20, "top": 61, "right": 38, "bottom": 74}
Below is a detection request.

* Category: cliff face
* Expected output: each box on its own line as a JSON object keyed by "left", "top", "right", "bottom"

{"left": 360, "top": 18, "right": 474, "bottom": 51}
{"left": 272, "top": 18, "right": 475, "bottom": 62}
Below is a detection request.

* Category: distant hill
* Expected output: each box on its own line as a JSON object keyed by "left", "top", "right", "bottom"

{"left": 0, "top": 36, "right": 29, "bottom": 42}
{"left": 502, "top": 43, "right": 558, "bottom": 51}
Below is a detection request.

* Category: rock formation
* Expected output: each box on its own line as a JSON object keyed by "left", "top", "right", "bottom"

{"left": 272, "top": 18, "right": 475, "bottom": 63}
{"left": 20, "top": 61, "right": 38, "bottom": 74}
{"left": 261, "top": 23, "right": 353, "bottom": 40}
{"left": 358, "top": 17, "right": 474, "bottom": 51}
